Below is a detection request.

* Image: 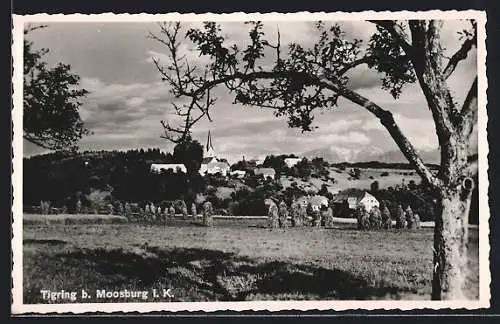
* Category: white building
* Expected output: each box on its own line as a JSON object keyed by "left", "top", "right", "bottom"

{"left": 284, "top": 157, "right": 302, "bottom": 168}
{"left": 254, "top": 167, "right": 276, "bottom": 180}
{"left": 249, "top": 158, "right": 265, "bottom": 167}
{"left": 199, "top": 131, "right": 231, "bottom": 176}
{"left": 230, "top": 170, "right": 247, "bottom": 178}
{"left": 333, "top": 190, "right": 380, "bottom": 212}
{"left": 201, "top": 160, "right": 231, "bottom": 176}
{"left": 150, "top": 163, "right": 187, "bottom": 174}
{"left": 297, "top": 195, "right": 330, "bottom": 210}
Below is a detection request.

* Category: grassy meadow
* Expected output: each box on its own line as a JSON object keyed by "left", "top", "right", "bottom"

{"left": 23, "top": 217, "right": 479, "bottom": 303}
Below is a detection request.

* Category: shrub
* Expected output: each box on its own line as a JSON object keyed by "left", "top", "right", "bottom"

{"left": 381, "top": 171, "right": 390, "bottom": 177}
{"left": 355, "top": 205, "right": 370, "bottom": 230}
{"left": 322, "top": 207, "right": 335, "bottom": 228}
{"left": 349, "top": 168, "right": 361, "bottom": 180}
{"left": 202, "top": 201, "right": 214, "bottom": 227}
{"left": 231, "top": 188, "right": 267, "bottom": 216}
{"left": 405, "top": 206, "right": 415, "bottom": 229}
{"left": 395, "top": 204, "right": 406, "bottom": 229}
{"left": 369, "top": 206, "right": 382, "bottom": 229}
{"left": 75, "top": 199, "right": 82, "bottom": 214}
{"left": 381, "top": 204, "right": 392, "bottom": 229}
{"left": 86, "top": 189, "right": 111, "bottom": 214}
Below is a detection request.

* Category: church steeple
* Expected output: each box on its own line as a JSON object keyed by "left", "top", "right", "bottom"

{"left": 205, "top": 130, "right": 215, "bottom": 158}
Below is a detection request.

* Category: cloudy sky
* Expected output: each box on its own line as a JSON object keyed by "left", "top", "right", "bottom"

{"left": 23, "top": 19, "right": 477, "bottom": 163}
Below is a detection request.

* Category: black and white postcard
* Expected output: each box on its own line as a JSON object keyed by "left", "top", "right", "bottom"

{"left": 11, "top": 10, "right": 489, "bottom": 313}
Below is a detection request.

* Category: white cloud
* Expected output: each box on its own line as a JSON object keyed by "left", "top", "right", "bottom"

{"left": 24, "top": 20, "right": 478, "bottom": 161}
{"left": 392, "top": 114, "right": 439, "bottom": 150}
{"left": 321, "top": 119, "right": 364, "bottom": 132}
{"left": 298, "top": 131, "right": 371, "bottom": 146}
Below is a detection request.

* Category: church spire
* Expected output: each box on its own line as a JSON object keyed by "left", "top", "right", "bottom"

{"left": 205, "top": 130, "right": 215, "bottom": 158}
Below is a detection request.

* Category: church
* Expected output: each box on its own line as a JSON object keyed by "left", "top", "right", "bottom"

{"left": 199, "top": 131, "right": 231, "bottom": 176}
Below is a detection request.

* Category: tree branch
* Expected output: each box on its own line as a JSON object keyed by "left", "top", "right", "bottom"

{"left": 460, "top": 76, "right": 478, "bottom": 139}
{"left": 369, "top": 20, "right": 413, "bottom": 57}
{"left": 329, "top": 83, "right": 443, "bottom": 189}
{"left": 443, "top": 22, "right": 477, "bottom": 80}
{"left": 170, "top": 68, "right": 442, "bottom": 188}
{"left": 337, "top": 56, "right": 374, "bottom": 75}
{"left": 23, "top": 133, "right": 60, "bottom": 150}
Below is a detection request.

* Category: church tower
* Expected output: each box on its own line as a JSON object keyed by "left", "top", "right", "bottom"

{"left": 205, "top": 130, "right": 216, "bottom": 158}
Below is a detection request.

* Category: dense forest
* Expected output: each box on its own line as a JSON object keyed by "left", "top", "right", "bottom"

{"left": 24, "top": 148, "right": 201, "bottom": 209}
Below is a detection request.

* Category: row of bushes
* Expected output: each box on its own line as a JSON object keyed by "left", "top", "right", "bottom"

{"left": 355, "top": 204, "right": 421, "bottom": 231}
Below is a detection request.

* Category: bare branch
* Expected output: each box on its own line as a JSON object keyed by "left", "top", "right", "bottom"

{"left": 24, "top": 24, "right": 48, "bottom": 34}
{"left": 443, "top": 22, "right": 477, "bottom": 80}
{"left": 460, "top": 77, "right": 478, "bottom": 139}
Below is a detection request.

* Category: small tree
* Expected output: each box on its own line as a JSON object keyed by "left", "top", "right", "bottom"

{"left": 169, "top": 205, "right": 176, "bottom": 218}
{"left": 381, "top": 204, "right": 393, "bottom": 229}
{"left": 395, "top": 204, "right": 406, "bottom": 229}
{"left": 369, "top": 206, "right": 382, "bottom": 229}
{"left": 349, "top": 168, "right": 361, "bottom": 180}
{"left": 266, "top": 200, "right": 279, "bottom": 230}
{"left": 318, "top": 184, "right": 334, "bottom": 200}
{"left": 86, "top": 189, "right": 111, "bottom": 214}
{"left": 202, "top": 201, "right": 214, "bottom": 227}
{"left": 75, "top": 199, "right": 82, "bottom": 214}
{"left": 172, "top": 135, "right": 204, "bottom": 175}
{"left": 191, "top": 203, "right": 197, "bottom": 217}
{"left": 322, "top": 206, "right": 335, "bottom": 228}
{"left": 355, "top": 204, "right": 370, "bottom": 230}
{"left": 406, "top": 205, "right": 415, "bottom": 229}
{"left": 23, "top": 25, "right": 91, "bottom": 151}
{"left": 278, "top": 201, "right": 289, "bottom": 229}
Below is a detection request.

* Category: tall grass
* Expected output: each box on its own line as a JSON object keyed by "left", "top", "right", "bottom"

{"left": 23, "top": 221, "right": 479, "bottom": 303}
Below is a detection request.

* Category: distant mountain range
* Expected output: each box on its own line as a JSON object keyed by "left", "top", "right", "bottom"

{"left": 302, "top": 146, "right": 440, "bottom": 164}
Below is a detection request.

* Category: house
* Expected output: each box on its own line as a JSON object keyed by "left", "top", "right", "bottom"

{"left": 150, "top": 163, "right": 187, "bottom": 174}
{"left": 284, "top": 157, "right": 302, "bottom": 168}
{"left": 203, "top": 161, "right": 231, "bottom": 176}
{"left": 296, "top": 195, "right": 329, "bottom": 211}
{"left": 250, "top": 158, "right": 265, "bottom": 167}
{"left": 230, "top": 170, "right": 246, "bottom": 178}
{"left": 310, "top": 195, "right": 330, "bottom": 208}
{"left": 332, "top": 190, "right": 380, "bottom": 213}
{"left": 254, "top": 167, "right": 276, "bottom": 180}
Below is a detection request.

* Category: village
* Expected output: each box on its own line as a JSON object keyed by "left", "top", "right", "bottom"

{"left": 144, "top": 130, "right": 421, "bottom": 231}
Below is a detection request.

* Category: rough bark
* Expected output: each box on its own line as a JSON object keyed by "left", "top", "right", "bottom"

{"left": 432, "top": 179, "right": 474, "bottom": 300}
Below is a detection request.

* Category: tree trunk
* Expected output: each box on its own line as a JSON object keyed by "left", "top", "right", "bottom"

{"left": 432, "top": 180, "right": 474, "bottom": 300}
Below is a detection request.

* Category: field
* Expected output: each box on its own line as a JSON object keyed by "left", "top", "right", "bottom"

{"left": 214, "top": 167, "right": 422, "bottom": 202}
{"left": 23, "top": 216, "right": 479, "bottom": 303}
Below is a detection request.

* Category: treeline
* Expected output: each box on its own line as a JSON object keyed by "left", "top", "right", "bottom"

{"left": 261, "top": 155, "right": 332, "bottom": 181}
{"left": 23, "top": 148, "right": 204, "bottom": 210}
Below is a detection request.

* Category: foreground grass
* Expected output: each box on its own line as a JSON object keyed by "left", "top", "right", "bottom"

{"left": 23, "top": 219, "right": 479, "bottom": 303}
